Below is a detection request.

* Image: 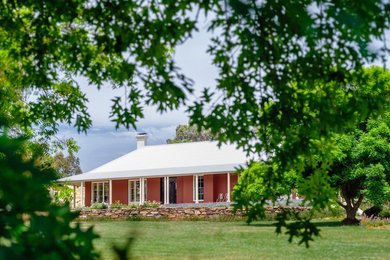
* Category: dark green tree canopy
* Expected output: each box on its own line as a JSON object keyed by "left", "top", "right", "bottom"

{"left": 232, "top": 67, "right": 390, "bottom": 243}
{"left": 330, "top": 112, "right": 390, "bottom": 223}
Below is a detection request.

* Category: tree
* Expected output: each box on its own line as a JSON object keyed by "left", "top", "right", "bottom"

{"left": 166, "top": 124, "right": 215, "bottom": 143}
{"left": 0, "top": 24, "right": 96, "bottom": 259}
{"left": 1, "top": 1, "right": 389, "bottom": 144}
{"left": 232, "top": 162, "right": 298, "bottom": 219}
{"left": 330, "top": 114, "right": 390, "bottom": 224}
{"left": 0, "top": 135, "right": 99, "bottom": 259}
{"left": 1, "top": 0, "right": 390, "bottom": 246}
{"left": 232, "top": 67, "right": 390, "bottom": 242}
{"left": 52, "top": 152, "right": 82, "bottom": 177}
{"left": 50, "top": 152, "right": 83, "bottom": 206}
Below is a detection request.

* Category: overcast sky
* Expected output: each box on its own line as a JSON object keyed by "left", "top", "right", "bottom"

{"left": 59, "top": 17, "right": 218, "bottom": 172}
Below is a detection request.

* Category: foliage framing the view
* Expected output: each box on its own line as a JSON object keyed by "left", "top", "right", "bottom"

{"left": 232, "top": 67, "right": 390, "bottom": 242}
{"left": 1, "top": 0, "right": 390, "bottom": 247}
{"left": 0, "top": 135, "right": 99, "bottom": 259}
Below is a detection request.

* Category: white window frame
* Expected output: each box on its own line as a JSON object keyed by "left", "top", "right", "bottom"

{"left": 193, "top": 175, "right": 204, "bottom": 202}
{"left": 128, "top": 179, "right": 147, "bottom": 204}
{"left": 128, "top": 179, "right": 141, "bottom": 204}
{"left": 91, "top": 181, "right": 109, "bottom": 204}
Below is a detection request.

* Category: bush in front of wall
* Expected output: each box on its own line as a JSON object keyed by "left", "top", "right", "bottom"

{"left": 143, "top": 200, "right": 161, "bottom": 208}
{"left": 91, "top": 203, "right": 108, "bottom": 209}
{"left": 110, "top": 201, "right": 123, "bottom": 209}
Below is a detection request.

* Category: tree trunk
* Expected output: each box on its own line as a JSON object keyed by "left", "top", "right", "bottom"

{"left": 339, "top": 187, "right": 364, "bottom": 225}
{"left": 341, "top": 206, "right": 360, "bottom": 225}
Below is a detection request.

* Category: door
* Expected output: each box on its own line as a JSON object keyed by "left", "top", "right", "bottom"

{"left": 169, "top": 177, "right": 177, "bottom": 204}
{"left": 160, "top": 177, "right": 164, "bottom": 203}
{"left": 160, "top": 177, "right": 177, "bottom": 204}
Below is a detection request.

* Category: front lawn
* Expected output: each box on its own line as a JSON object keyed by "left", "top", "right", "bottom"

{"left": 84, "top": 220, "right": 390, "bottom": 259}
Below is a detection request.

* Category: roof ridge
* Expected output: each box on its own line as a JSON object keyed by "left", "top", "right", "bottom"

{"left": 143, "top": 140, "right": 218, "bottom": 149}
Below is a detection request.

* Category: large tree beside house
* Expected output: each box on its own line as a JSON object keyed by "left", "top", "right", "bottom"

{"left": 233, "top": 67, "right": 390, "bottom": 229}
{"left": 330, "top": 113, "right": 390, "bottom": 224}
{"left": 2, "top": 0, "right": 390, "bottom": 252}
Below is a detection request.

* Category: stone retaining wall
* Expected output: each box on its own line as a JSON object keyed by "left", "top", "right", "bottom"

{"left": 78, "top": 206, "right": 309, "bottom": 219}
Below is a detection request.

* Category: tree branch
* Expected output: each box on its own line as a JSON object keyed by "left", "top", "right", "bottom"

{"left": 351, "top": 197, "right": 356, "bottom": 208}
{"left": 336, "top": 200, "right": 347, "bottom": 209}
{"left": 354, "top": 193, "right": 364, "bottom": 209}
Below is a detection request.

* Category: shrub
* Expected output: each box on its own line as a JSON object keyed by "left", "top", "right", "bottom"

{"left": 363, "top": 205, "right": 382, "bottom": 217}
{"left": 91, "top": 203, "right": 108, "bottom": 209}
{"left": 110, "top": 201, "right": 123, "bottom": 209}
{"left": 143, "top": 200, "right": 161, "bottom": 208}
{"left": 378, "top": 208, "right": 390, "bottom": 218}
{"left": 361, "top": 215, "right": 390, "bottom": 228}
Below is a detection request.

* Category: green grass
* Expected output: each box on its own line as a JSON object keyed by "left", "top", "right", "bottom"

{"left": 84, "top": 220, "right": 390, "bottom": 259}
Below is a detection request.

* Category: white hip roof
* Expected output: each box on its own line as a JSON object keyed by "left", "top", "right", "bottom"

{"left": 58, "top": 141, "right": 249, "bottom": 183}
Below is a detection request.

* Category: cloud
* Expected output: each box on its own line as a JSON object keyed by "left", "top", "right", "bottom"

{"left": 58, "top": 122, "right": 182, "bottom": 172}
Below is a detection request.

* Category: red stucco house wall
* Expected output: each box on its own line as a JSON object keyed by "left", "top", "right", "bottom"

{"left": 112, "top": 180, "right": 128, "bottom": 205}
{"left": 204, "top": 174, "right": 214, "bottom": 202}
{"left": 213, "top": 174, "right": 227, "bottom": 201}
{"left": 180, "top": 176, "right": 193, "bottom": 203}
{"left": 230, "top": 174, "right": 238, "bottom": 192}
{"left": 146, "top": 178, "right": 160, "bottom": 202}
{"left": 83, "top": 173, "right": 239, "bottom": 206}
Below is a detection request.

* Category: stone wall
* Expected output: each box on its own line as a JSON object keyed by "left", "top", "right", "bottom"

{"left": 78, "top": 206, "right": 309, "bottom": 220}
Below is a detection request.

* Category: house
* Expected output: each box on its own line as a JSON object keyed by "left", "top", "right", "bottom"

{"left": 58, "top": 133, "right": 249, "bottom": 207}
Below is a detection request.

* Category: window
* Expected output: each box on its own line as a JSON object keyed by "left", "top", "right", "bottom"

{"left": 129, "top": 180, "right": 140, "bottom": 204}
{"left": 193, "top": 175, "right": 204, "bottom": 201}
{"left": 92, "top": 182, "right": 109, "bottom": 204}
{"left": 129, "top": 179, "right": 147, "bottom": 204}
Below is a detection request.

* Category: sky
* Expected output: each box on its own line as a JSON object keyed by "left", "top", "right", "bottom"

{"left": 59, "top": 17, "right": 218, "bottom": 172}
